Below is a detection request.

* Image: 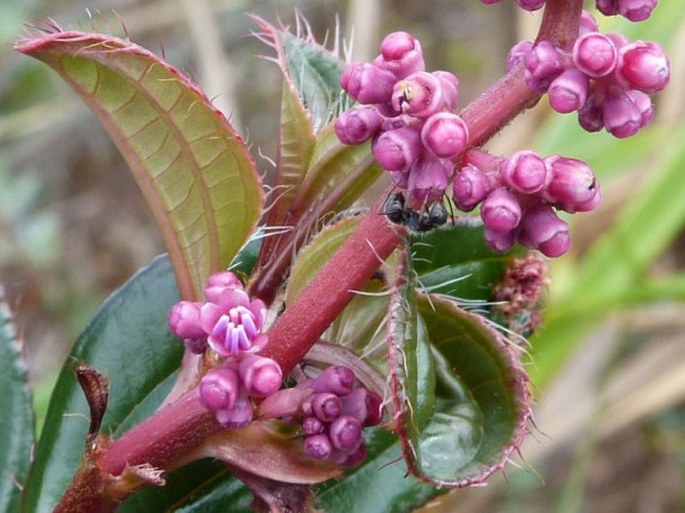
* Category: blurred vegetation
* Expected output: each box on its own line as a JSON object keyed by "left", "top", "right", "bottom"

{"left": 1, "top": 1, "right": 684, "bottom": 512}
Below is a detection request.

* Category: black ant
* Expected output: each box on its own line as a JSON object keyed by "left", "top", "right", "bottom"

{"left": 383, "top": 191, "right": 448, "bottom": 233}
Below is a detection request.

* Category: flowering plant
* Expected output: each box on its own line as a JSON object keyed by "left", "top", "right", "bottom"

{"left": 1, "top": 1, "right": 671, "bottom": 512}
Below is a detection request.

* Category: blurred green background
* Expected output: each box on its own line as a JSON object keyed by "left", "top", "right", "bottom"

{"left": 1, "top": 1, "right": 684, "bottom": 512}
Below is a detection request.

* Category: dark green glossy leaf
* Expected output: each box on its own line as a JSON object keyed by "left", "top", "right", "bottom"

{"left": 0, "top": 290, "right": 34, "bottom": 513}
{"left": 17, "top": 31, "right": 263, "bottom": 300}
{"left": 410, "top": 219, "right": 516, "bottom": 302}
{"left": 21, "top": 255, "right": 183, "bottom": 513}
{"left": 414, "top": 294, "right": 530, "bottom": 486}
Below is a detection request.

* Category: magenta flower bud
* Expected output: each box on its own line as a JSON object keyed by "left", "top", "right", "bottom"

{"left": 391, "top": 71, "right": 444, "bottom": 118}
{"left": 485, "top": 228, "right": 516, "bottom": 253}
{"left": 215, "top": 390, "right": 254, "bottom": 428}
{"left": 579, "top": 11, "right": 600, "bottom": 35}
{"left": 626, "top": 89, "right": 654, "bottom": 127}
{"left": 548, "top": 68, "right": 589, "bottom": 114}
{"left": 617, "top": 41, "right": 670, "bottom": 93}
{"left": 312, "top": 393, "right": 342, "bottom": 422}
{"left": 507, "top": 40, "right": 534, "bottom": 71}
{"left": 372, "top": 127, "right": 422, "bottom": 172}
{"left": 340, "top": 388, "right": 384, "bottom": 426}
{"left": 340, "top": 62, "right": 396, "bottom": 105}
{"left": 259, "top": 387, "right": 312, "bottom": 419}
{"left": 578, "top": 93, "right": 604, "bottom": 133}
{"left": 524, "top": 41, "right": 564, "bottom": 92}
{"left": 420, "top": 112, "right": 469, "bottom": 158}
{"left": 568, "top": 180, "right": 601, "bottom": 213}
{"left": 340, "top": 441, "right": 367, "bottom": 468}
{"left": 573, "top": 32, "right": 618, "bottom": 78}
{"left": 304, "top": 434, "right": 333, "bottom": 460}
{"left": 481, "top": 188, "right": 523, "bottom": 233}
{"left": 543, "top": 155, "right": 598, "bottom": 207}
{"left": 199, "top": 368, "right": 240, "bottom": 411}
{"left": 514, "top": 0, "right": 546, "bottom": 11}
{"left": 204, "top": 271, "right": 242, "bottom": 303}
{"left": 334, "top": 107, "right": 382, "bottom": 145}
{"left": 618, "top": 0, "right": 658, "bottom": 22}
{"left": 518, "top": 206, "right": 571, "bottom": 257}
{"left": 432, "top": 71, "right": 459, "bottom": 110}
{"left": 453, "top": 164, "right": 492, "bottom": 212}
{"left": 408, "top": 156, "right": 453, "bottom": 203}
{"left": 302, "top": 416, "right": 325, "bottom": 436}
{"left": 501, "top": 151, "right": 551, "bottom": 194}
{"left": 602, "top": 88, "right": 642, "bottom": 138}
{"left": 313, "top": 366, "right": 356, "bottom": 396}
{"left": 329, "top": 415, "right": 363, "bottom": 452}
{"left": 168, "top": 301, "right": 205, "bottom": 340}
{"left": 596, "top": 0, "right": 620, "bottom": 16}
{"left": 184, "top": 338, "right": 208, "bottom": 354}
{"left": 239, "top": 355, "right": 283, "bottom": 398}
{"left": 379, "top": 31, "right": 426, "bottom": 79}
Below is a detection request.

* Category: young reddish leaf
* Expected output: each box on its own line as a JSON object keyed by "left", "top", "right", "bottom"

{"left": 0, "top": 289, "right": 34, "bottom": 513}
{"left": 15, "top": 30, "right": 263, "bottom": 300}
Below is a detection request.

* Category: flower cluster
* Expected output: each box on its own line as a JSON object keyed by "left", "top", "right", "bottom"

{"left": 482, "top": 0, "right": 659, "bottom": 22}
{"left": 260, "top": 365, "right": 384, "bottom": 467}
{"left": 168, "top": 271, "right": 283, "bottom": 427}
{"left": 335, "top": 31, "right": 468, "bottom": 203}
{"left": 455, "top": 149, "right": 599, "bottom": 257}
{"left": 511, "top": 10, "right": 669, "bottom": 138}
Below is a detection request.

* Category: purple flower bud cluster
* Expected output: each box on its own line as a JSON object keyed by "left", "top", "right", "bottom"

{"left": 198, "top": 355, "right": 284, "bottom": 427}
{"left": 510, "top": 10, "right": 669, "bottom": 138}
{"left": 260, "top": 365, "right": 384, "bottom": 468}
{"left": 482, "top": 0, "right": 659, "bottom": 21}
{"left": 168, "top": 271, "right": 268, "bottom": 356}
{"left": 336, "top": 31, "right": 468, "bottom": 202}
{"left": 454, "top": 150, "right": 600, "bottom": 257}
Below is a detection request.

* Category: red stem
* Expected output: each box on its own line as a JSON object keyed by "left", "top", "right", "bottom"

{"left": 55, "top": 0, "right": 584, "bottom": 508}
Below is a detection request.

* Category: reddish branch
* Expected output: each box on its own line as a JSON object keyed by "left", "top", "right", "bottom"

{"left": 54, "top": 0, "right": 583, "bottom": 510}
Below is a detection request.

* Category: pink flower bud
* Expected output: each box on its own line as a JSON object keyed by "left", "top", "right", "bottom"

{"left": 596, "top": 0, "right": 620, "bottom": 16}
{"left": 215, "top": 390, "right": 254, "bottom": 428}
{"left": 204, "top": 271, "right": 242, "bottom": 303}
{"left": 502, "top": 151, "right": 551, "bottom": 194}
{"left": 524, "top": 41, "right": 564, "bottom": 92}
{"left": 573, "top": 32, "right": 618, "bottom": 78}
{"left": 453, "top": 164, "right": 492, "bottom": 211}
{"left": 338, "top": 441, "right": 368, "bottom": 468}
{"left": 485, "top": 228, "right": 516, "bottom": 253}
{"left": 334, "top": 107, "right": 382, "bottom": 145}
{"left": 543, "top": 155, "right": 598, "bottom": 208}
{"left": 379, "top": 31, "right": 426, "bottom": 79}
{"left": 481, "top": 188, "right": 523, "bottom": 233}
{"left": 312, "top": 393, "right": 342, "bottom": 422}
{"left": 579, "top": 11, "right": 600, "bottom": 35}
{"left": 507, "top": 40, "right": 534, "bottom": 71}
{"left": 618, "top": 0, "right": 658, "bottom": 22}
{"left": 199, "top": 368, "right": 240, "bottom": 411}
{"left": 329, "top": 415, "right": 363, "bottom": 452}
{"left": 304, "top": 434, "right": 333, "bottom": 460}
{"left": 313, "top": 366, "right": 356, "bottom": 396}
{"left": 602, "top": 88, "right": 642, "bottom": 138}
{"left": 340, "top": 388, "right": 384, "bottom": 426}
{"left": 617, "top": 41, "right": 670, "bottom": 93}
{"left": 372, "top": 127, "right": 422, "bottom": 172}
{"left": 239, "top": 355, "right": 283, "bottom": 398}
{"left": 578, "top": 93, "right": 604, "bottom": 133}
{"left": 302, "top": 416, "right": 325, "bottom": 436}
{"left": 626, "top": 89, "right": 654, "bottom": 127}
{"left": 432, "top": 71, "right": 459, "bottom": 110}
{"left": 518, "top": 206, "right": 571, "bottom": 257}
{"left": 514, "top": 0, "right": 546, "bottom": 11}
{"left": 391, "top": 71, "right": 445, "bottom": 118}
{"left": 168, "top": 301, "right": 205, "bottom": 340}
{"left": 408, "top": 156, "right": 453, "bottom": 203}
{"left": 340, "top": 62, "right": 396, "bottom": 105}
{"left": 420, "top": 112, "right": 469, "bottom": 158}
{"left": 548, "top": 68, "right": 589, "bottom": 114}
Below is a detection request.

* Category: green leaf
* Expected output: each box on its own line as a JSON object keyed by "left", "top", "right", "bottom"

{"left": 16, "top": 31, "right": 263, "bottom": 300}
{"left": 410, "top": 219, "right": 517, "bottom": 302}
{"left": 21, "top": 255, "right": 183, "bottom": 513}
{"left": 0, "top": 289, "right": 34, "bottom": 513}
{"left": 411, "top": 294, "right": 530, "bottom": 486}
